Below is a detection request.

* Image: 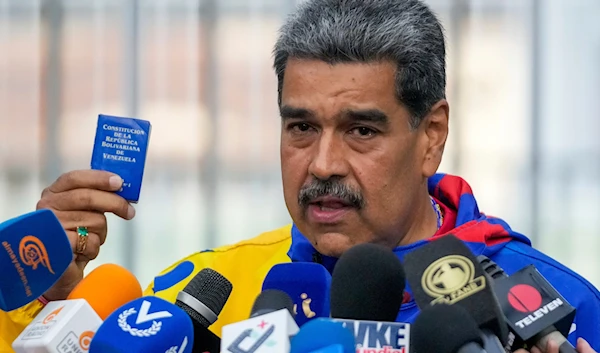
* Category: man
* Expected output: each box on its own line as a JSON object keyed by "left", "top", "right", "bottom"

{"left": 1, "top": 0, "right": 599, "bottom": 351}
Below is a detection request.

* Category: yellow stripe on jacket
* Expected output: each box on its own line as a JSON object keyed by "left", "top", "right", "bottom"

{"left": 0, "top": 224, "right": 293, "bottom": 351}
{"left": 0, "top": 300, "right": 45, "bottom": 351}
{"left": 144, "top": 224, "right": 293, "bottom": 336}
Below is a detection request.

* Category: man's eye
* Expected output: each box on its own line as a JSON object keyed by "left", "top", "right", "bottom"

{"left": 290, "top": 123, "right": 312, "bottom": 132}
{"left": 350, "top": 127, "right": 377, "bottom": 137}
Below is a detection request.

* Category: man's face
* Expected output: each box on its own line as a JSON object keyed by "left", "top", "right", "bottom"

{"left": 280, "top": 58, "right": 447, "bottom": 257}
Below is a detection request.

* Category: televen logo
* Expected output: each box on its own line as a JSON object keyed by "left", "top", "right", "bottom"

{"left": 508, "top": 284, "right": 565, "bottom": 329}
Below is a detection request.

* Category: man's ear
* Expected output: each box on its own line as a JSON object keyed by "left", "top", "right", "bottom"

{"left": 420, "top": 99, "right": 449, "bottom": 177}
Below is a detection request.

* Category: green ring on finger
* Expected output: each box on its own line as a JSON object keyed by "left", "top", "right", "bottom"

{"left": 76, "top": 226, "right": 89, "bottom": 254}
{"left": 76, "top": 226, "right": 89, "bottom": 237}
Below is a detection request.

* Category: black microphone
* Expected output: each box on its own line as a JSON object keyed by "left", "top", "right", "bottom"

{"left": 477, "top": 255, "right": 577, "bottom": 353}
{"left": 412, "top": 303, "right": 490, "bottom": 353}
{"left": 329, "top": 243, "right": 410, "bottom": 352}
{"left": 403, "top": 234, "right": 509, "bottom": 349}
{"left": 175, "top": 268, "right": 233, "bottom": 353}
{"left": 250, "top": 289, "right": 295, "bottom": 318}
{"left": 330, "top": 243, "right": 406, "bottom": 321}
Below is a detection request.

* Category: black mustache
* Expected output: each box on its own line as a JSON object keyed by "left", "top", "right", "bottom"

{"left": 298, "top": 178, "right": 365, "bottom": 209}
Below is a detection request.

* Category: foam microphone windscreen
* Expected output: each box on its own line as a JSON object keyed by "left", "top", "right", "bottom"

{"left": 175, "top": 268, "right": 232, "bottom": 353}
{"left": 0, "top": 209, "right": 72, "bottom": 311}
{"left": 175, "top": 268, "right": 232, "bottom": 327}
{"left": 262, "top": 262, "right": 331, "bottom": 326}
{"left": 89, "top": 296, "right": 193, "bottom": 353}
{"left": 330, "top": 243, "right": 405, "bottom": 322}
{"left": 251, "top": 289, "right": 295, "bottom": 318}
{"left": 412, "top": 304, "right": 484, "bottom": 353}
{"left": 67, "top": 263, "right": 143, "bottom": 320}
{"left": 403, "top": 234, "right": 509, "bottom": 344}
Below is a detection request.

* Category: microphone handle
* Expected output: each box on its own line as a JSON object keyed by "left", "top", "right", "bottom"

{"left": 480, "top": 330, "right": 506, "bottom": 353}
{"left": 534, "top": 328, "right": 576, "bottom": 353}
{"left": 190, "top": 319, "right": 221, "bottom": 353}
{"left": 457, "top": 342, "right": 488, "bottom": 353}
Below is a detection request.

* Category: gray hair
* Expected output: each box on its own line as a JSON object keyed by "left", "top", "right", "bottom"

{"left": 273, "top": 0, "right": 446, "bottom": 129}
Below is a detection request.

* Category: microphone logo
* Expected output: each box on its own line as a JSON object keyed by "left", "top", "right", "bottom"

{"left": 56, "top": 331, "right": 95, "bottom": 352}
{"left": 18, "top": 235, "right": 55, "bottom": 274}
{"left": 421, "top": 255, "right": 485, "bottom": 305}
{"left": 79, "top": 330, "right": 94, "bottom": 351}
{"left": 20, "top": 305, "right": 64, "bottom": 340}
{"left": 507, "top": 284, "right": 565, "bottom": 329}
{"left": 227, "top": 320, "right": 277, "bottom": 353}
{"left": 293, "top": 293, "right": 316, "bottom": 319}
{"left": 508, "top": 284, "right": 542, "bottom": 313}
{"left": 42, "top": 306, "right": 64, "bottom": 324}
{"left": 165, "top": 336, "right": 189, "bottom": 353}
{"left": 118, "top": 300, "right": 173, "bottom": 337}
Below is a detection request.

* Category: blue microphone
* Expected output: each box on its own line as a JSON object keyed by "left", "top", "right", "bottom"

{"left": 262, "top": 262, "right": 331, "bottom": 326}
{"left": 291, "top": 318, "right": 356, "bottom": 353}
{"left": 0, "top": 209, "right": 72, "bottom": 311}
{"left": 89, "top": 296, "right": 193, "bottom": 353}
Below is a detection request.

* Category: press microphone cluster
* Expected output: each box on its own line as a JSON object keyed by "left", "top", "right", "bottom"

{"left": 7, "top": 209, "right": 580, "bottom": 353}
{"left": 219, "top": 234, "right": 579, "bottom": 353}
{"left": 221, "top": 243, "right": 410, "bottom": 353}
{"left": 209, "top": 239, "right": 506, "bottom": 353}
{"left": 403, "top": 235, "right": 508, "bottom": 353}
{"left": 399, "top": 234, "right": 580, "bottom": 353}
{"left": 2, "top": 211, "right": 237, "bottom": 352}
{"left": 10, "top": 260, "right": 234, "bottom": 353}
{"left": 89, "top": 267, "right": 233, "bottom": 353}
{"left": 261, "top": 244, "right": 410, "bottom": 352}
{"left": 12, "top": 263, "right": 143, "bottom": 353}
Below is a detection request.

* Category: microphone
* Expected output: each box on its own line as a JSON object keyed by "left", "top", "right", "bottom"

{"left": 174, "top": 268, "right": 232, "bottom": 353}
{"left": 403, "top": 234, "right": 509, "bottom": 347}
{"left": 331, "top": 243, "right": 405, "bottom": 321}
{"left": 250, "top": 289, "right": 295, "bottom": 317}
{"left": 0, "top": 209, "right": 72, "bottom": 311}
{"left": 68, "top": 263, "right": 143, "bottom": 320}
{"left": 329, "top": 243, "right": 410, "bottom": 353}
{"left": 412, "top": 303, "right": 491, "bottom": 353}
{"left": 12, "top": 263, "right": 143, "bottom": 353}
{"left": 221, "top": 289, "right": 299, "bottom": 353}
{"left": 477, "top": 255, "right": 577, "bottom": 353}
{"left": 262, "top": 262, "right": 331, "bottom": 326}
{"left": 290, "top": 318, "right": 356, "bottom": 353}
{"left": 89, "top": 296, "right": 194, "bottom": 353}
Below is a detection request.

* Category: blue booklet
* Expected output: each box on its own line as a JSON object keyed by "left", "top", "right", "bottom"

{"left": 91, "top": 114, "right": 151, "bottom": 203}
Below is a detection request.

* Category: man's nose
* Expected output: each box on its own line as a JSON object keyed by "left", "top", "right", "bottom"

{"left": 308, "top": 133, "right": 349, "bottom": 180}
